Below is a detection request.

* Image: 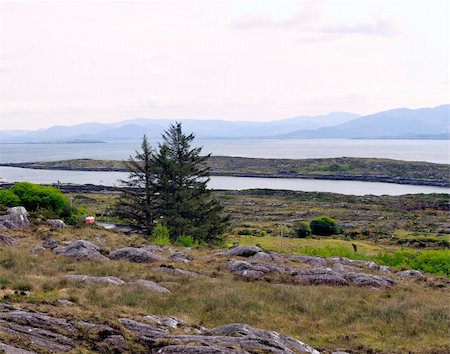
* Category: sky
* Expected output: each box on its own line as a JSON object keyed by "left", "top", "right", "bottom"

{"left": 0, "top": 0, "right": 448, "bottom": 130}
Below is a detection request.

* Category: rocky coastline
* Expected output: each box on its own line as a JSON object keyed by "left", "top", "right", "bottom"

{"left": 1, "top": 161, "right": 449, "bottom": 187}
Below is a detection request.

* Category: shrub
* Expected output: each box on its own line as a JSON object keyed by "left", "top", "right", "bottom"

{"left": 310, "top": 216, "right": 338, "bottom": 236}
{"left": 293, "top": 221, "right": 311, "bottom": 238}
{"left": 237, "top": 228, "right": 253, "bottom": 236}
{"left": 375, "top": 249, "right": 450, "bottom": 276}
{"left": 10, "top": 182, "right": 68, "bottom": 217}
{"left": 149, "top": 223, "right": 170, "bottom": 246}
{"left": 0, "top": 190, "right": 21, "bottom": 207}
{"left": 175, "top": 235, "right": 198, "bottom": 247}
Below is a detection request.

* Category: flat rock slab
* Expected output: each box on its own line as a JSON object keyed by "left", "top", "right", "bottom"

{"left": 0, "top": 342, "right": 37, "bottom": 354}
{"left": 119, "top": 318, "right": 168, "bottom": 338}
{"left": 131, "top": 280, "right": 171, "bottom": 294}
{"left": 53, "top": 240, "right": 108, "bottom": 261}
{"left": 293, "top": 268, "right": 350, "bottom": 286}
{"left": 0, "top": 234, "right": 19, "bottom": 246}
{"left": 65, "top": 274, "right": 125, "bottom": 285}
{"left": 154, "top": 346, "right": 242, "bottom": 353}
{"left": 169, "top": 252, "right": 191, "bottom": 263}
{"left": 343, "top": 272, "right": 395, "bottom": 287}
{"left": 396, "top": 269, "right": 424, "bottom": 278}
{"left": 109, "top": 247, "right": 164, "bottom": 263}
{"left": 223, "top": 246, "right": 262, "bottom": 257}
{"left": 0, "top": 319, "right": 75, "bottom": 352}
{"left": 151, "top": 266, "right": 199, "bottom": 277}
{"left": 211, "top": 323, "right": 320, "bottom": 354}
{"left": 0, "top": 306, "right": 319, "bottom": 354}
{"left": 226, "top": 259, "right": 395, "bottom": 288}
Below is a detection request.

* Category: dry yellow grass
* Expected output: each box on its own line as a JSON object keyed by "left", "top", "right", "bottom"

{"left": 0, "top": 226, "right": 449, "bottom": 353}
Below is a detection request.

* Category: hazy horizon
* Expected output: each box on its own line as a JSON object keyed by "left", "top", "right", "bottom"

{"left": 1, "top": 1, "right": 448, "bottom": 130}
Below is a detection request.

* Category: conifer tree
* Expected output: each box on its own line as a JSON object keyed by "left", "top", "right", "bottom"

{"left": 154, "top": 122, "right": 229, "bottom": 243}
{"left": 114, "top": 135, "right": 158, "bottom": 233}
{"left": 116, "top": 124, "right": 229, "bottom": 243}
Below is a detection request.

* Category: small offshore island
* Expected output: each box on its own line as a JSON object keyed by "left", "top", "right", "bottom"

{"left": 2, "top": 156, "right": 449, "bottom": 187}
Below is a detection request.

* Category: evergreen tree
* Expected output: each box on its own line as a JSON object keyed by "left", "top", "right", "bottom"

{"left": 115, "top": 124, "right": 229, "bottom": 243}
{"left": 154, "top": 122, "right": 229, "bottom": 243}
{"left": 114, "top": 135, "right": 158, "bottom": 233}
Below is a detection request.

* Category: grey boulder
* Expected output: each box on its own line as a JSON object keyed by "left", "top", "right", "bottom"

{"left": 293, "top": 268, "right": 350, "bottom": 286}
{"left": 53, "top": 240, "right": 108, "bottom": 261}
{"left": 0, "top": 234, "right": 19, "bottom": 246}
{"left": 46, "top": 219, "right": 66, "bottom": 229}
{"left": 151, "top": 265, "right": 199, "bottom": 277}
{"left": 42, "top": 238, "right": 58, "bottom": 250}
{"left": 396, "top": 269, "right": 424, "bottom": 278}
{"left": 108, "top": 247, "right": 164, "bottom": 263}
{"left": 223, "top": 246, "right": 262, "bottom": 257}
{"left": 131, "top": 279, "right": 171, "bottom": 294}
{"left": 65, "top": 274, "right": 125, "bottom": 285}
{"left": 0, "top": 207, "right": 30, "bottom": 229}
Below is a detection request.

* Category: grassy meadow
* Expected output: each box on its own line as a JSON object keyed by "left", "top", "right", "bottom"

{"left": 0, "top": 189, "right": 449, "bottom": 353}
{"left": 1, "top": 225, "right": 449, "bottom": 353}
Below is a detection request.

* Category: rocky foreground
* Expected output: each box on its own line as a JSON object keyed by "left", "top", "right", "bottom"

{"left": 0, "top": 207, "right": 448, "bottom": 353}
{"left": 0, "top": 303, "right": 321, "bottom": 354}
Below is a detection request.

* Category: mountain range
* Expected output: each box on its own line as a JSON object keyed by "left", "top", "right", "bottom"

{"left": 0, "top": 105, "right": 448, "bottom": 143}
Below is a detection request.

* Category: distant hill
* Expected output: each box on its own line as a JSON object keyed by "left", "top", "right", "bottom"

{"left": 0, "top": 105, "right": 448, "bottom": 142}
{"left": 0, "top": 112, "right": 359, "bottom": 142}
{"left": 279, "top": 105, "right": 449, "bottom": 139}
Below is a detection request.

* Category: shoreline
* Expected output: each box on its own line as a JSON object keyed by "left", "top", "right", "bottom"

{"left": 1, "top": 156, "right": 449, "bottom": 187}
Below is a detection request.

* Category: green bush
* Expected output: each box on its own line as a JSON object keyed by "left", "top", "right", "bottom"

{"left": 0, "top": 190, "right": 21, "bottom": 207}
{"left": 293, "top": 221, "right": 311, "bottom": 238}
{"left": 310, "top": 216, "right": 338, "bottom": 236}
{"left": 375, "top": 249, "right": 450, "bottom": 276}
{"left": 149, "top": 223, "right": 170, "bottom": 246}
{"left": 175, "top": 235, "right": 198, "bottom": 247}
{"left": 10, "top": 182, "right": 68, "bottom": 217}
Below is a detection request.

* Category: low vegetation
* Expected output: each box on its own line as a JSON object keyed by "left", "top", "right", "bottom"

{"left": 0, "top": 225, "right": 448, "bottom": 353}
{"left": 3, "top": 156, "right": 449, "bottom": 186}
{"left": 1, "top": 175, "right": 449, "bottom": 352}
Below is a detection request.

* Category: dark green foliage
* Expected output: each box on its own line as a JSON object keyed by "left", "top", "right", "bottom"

{"left": 154, "top": 123, "right": 229, "bottom": 243}
{"left": 0, "top": 190, "right": 21, "bottom": 207}
{"left": 9, "top": 182, "right": 68, "bottom": 217}
{"left": 114, "top": 136, "right": 159, "bottom": 234}
{"left": 310, "top": 215, "right": 338, "bottom": 236}
{"left": 117, "top": 124, "right": 229, "bottom": 243}
{"left": 293, "top": 221, "right": 312, "bottom": 238}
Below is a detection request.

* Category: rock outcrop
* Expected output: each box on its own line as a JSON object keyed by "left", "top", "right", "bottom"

{"left": 131, "top": 280, "right": 171, "bottom": 294}
{"left": 65, "top": 274, "right": 125, "bottom": 285}
{"left": 226, "top": 259, "right": 395, "bottom": 288}
{"left": 0, "top": 234, "right": 19, "bottom": 246}
{"left": 396, "top": 269, "right": 424, "bottom": 278}
{"left": 53, "top": 240, "right": 108, "bottom": 261}
{"left": 223, "top": 246, "right": 262, "bottom": 257}
{"left": 0, "top": 207, "right": 30, "bottom": 229}
{"left": 151, "top": 265, "right": 199, "bottom": 277}
{"left": 108, "top": 247, "right": 164, "bottom": 263}
{"left": 46, "top": 219, "right": 66, "bottom": 229}
{"left": 65, "top": 275, "right": 171, "bottom": 293}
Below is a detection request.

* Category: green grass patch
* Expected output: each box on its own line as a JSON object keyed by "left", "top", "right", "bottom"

{"left": 375, "top": 249, "right": 450, "bottom": 276}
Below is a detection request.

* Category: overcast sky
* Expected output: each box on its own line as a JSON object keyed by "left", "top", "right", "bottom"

{"left": 0, "top": 1, "right": 448, "bottom": 130}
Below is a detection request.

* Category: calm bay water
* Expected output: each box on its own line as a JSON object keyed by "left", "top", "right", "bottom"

{"left": 0, "top": 139, "right": 448, "bottom": 195}
{"left": 0, "top": 139, "right": 449, "bottom": 163}
{"left": 0, "top": 167, "right": 448, "bottom": 196}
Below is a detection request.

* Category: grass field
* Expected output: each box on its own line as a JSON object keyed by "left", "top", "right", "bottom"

{"left": 1, "top": 226, "right": 449, "bottom": 353}
{"left": 1, "top": 189, "right": 449, "bottom": 352}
